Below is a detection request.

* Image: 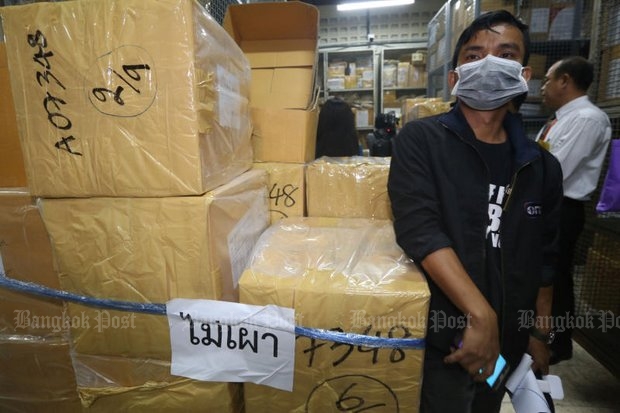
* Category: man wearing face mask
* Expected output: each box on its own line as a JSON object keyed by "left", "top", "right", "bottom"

{"left": 388, "top": 10, "right": 563, "bottom": 413}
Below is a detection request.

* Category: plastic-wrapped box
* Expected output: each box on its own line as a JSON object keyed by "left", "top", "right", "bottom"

{"left": 252, "top": 162, "right": 306, "bottom": 224}
{"left": 306, "top": 156, "right": 392, "bottom": 220}
{"left": 38, "top": 170, "right": 269, "bottom": 361}
{"left": 0, "top": 0, "right": 252, "bottom": 197}
{"left": 239, "top": 217, "right": 430, "bottom": 412}
{"left": 72, "top": 353, "right": 243, "bottom": 412}
{"left": 0, "top": 43, "right": 27, "bottom": 188}
{"left": 0, "top": 189, "right": 65, "bottom": 336}
{"left": 0, "top": 335, "right": 82, "bottom": 413}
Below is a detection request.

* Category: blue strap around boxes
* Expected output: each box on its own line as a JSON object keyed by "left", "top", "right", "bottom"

{"left": 0, "top": 273, "right": 425, "bottom": 350}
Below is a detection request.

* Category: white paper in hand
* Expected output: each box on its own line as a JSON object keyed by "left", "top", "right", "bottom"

{"left": 506, "top": 353, "right": 553, "bottom": 413}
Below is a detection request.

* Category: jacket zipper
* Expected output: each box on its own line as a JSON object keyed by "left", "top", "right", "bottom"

{"left": 498, "top": 160, "right": 533, "bottom": 348}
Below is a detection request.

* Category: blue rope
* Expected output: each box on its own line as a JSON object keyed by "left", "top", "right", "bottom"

{"left": 0, "top": 274, "right": 425, "bottom": 350}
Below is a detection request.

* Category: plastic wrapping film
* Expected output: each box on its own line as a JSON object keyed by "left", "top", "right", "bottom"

{"left": 401, "top": 97, "right": 452, "bottom": 125}
{"left": 239, "top": 217, "right": 431, "bottom": 412}
{"left": 37, "top": 169, "right": 269, "bottom": 361}
{"left": 70, "top": 353, "right": 243, "bottom": 412}
{"left": 0, "top": 0, "right": 252, "bottom": 197}
{"left": 0, "top": 334, "right": 83, "bottom": 413}
{"left": 0, "top": 189, "right": 66, "bottom": 336}
{"left": 252, "top": 162, "right": 306, "bottom": 224}
{"left": 306, "top": 156, "right": 393, "bottom": 220}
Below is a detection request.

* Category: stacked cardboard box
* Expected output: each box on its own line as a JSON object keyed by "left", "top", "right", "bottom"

{"left": 223, "top": 2, "right": 320, "bottom": 224}
{"left": 239, "top": 217, "right": 430, "bottom": 412}
{"left": 224, "top": 1, "right": 320, "bottom": 164}
{"left": 0, "top": 44, "right": 26, "bottom": 188}
{"left": 2, "top": 0, "right": 253, "bottom": 198}
{"left": 0, "top": 191, "right": 83, "bottom": 412}
{"left": 1, "top": 0, "right": 271, "bottom": 410}
{"left": 306, "top": 156, "right": 392, "bottom": 220}
{"left": 253, "top": 162, "right": 306, "bottom": 223}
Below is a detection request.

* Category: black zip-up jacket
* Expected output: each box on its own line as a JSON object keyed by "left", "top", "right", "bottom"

{"left": 388, "top": 103, "right": 563, "bottom": 367}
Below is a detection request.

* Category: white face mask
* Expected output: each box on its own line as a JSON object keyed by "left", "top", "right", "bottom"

{"left": 451, "top": 54, "right": 529, "bottom": 110}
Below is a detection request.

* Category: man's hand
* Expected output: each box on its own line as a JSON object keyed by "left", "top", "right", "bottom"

{"left": 529, "top": 335, "right": 551, "bottom": 375}
{"left": 444, "top": 308, "right": 500, "bottom": 382}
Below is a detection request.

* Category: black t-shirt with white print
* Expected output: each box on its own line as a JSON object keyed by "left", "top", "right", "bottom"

{"left": 472, "top": 138, "right": 512, "bottom": 316}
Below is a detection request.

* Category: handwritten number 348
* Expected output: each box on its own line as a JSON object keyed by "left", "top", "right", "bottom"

{"left": 92, "top": 64, "right": 150, "bottom": 105}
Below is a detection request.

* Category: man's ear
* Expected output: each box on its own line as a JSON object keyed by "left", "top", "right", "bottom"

{"left": 448, "top": 70, "right": 458, "bottom": 89}
{"left": 521, "top": 66, "right": 532, "bottom": 82}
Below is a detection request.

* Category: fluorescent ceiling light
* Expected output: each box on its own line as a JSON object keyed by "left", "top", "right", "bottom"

{"left": 337, "top": 0, "right": 415, "bottom": 11}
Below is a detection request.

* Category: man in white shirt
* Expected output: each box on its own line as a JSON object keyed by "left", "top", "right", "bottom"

{"left": 536, "top": 56, "right": 612, "bottom": 364}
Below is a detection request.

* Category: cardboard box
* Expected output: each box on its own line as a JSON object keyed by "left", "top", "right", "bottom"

{"left": 0, "top": 0, "right": 253, "bottom": 197}
{"left": 0, "top": 336, "right": 82, "bottom": 413}
{"left": 250, "top": 106, "right": 319, "bottom": 163}
{"left": 397, "top": 62, "right": 411, "bottom": 88}
{"left": 253, "top": 162, "right": 306, "bottom": 223}
{"left": 0, "top": 43, "right": 27, "bottom": 188}
{"left": 71, "top": 353, "right": 242, "bottom": 412}
{"left": 306, "top": 156, "right": 392, "bottom": 220}
{"left": 528, "top": 53, "right": 548, "bottom": 79}
{"left": 409, "top": 64, "right": 427, "bottom": 88}
{"left": 224, "top": 2, "right": 320, "bottom": 164}
{"left": 239, "top": 217, "right": 430, "bottom": 412}
{"left": 598, "top": 45, "right": 620, "bottom": 101}
{"left": 39, "top": 170, "right": 269, "bottom": 359}
{"left": 0, "top": 189, "right": 65, "bottom": 336}
{"left": 401, "top": 98, "right": 450, "bottom": 125}
{"left": 223, "top": 1, "right": 318, "bottom": 111}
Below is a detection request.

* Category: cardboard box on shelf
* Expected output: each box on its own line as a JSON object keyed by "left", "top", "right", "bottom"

{"left": 253, "top": 162, "right": 306, "bottom": 224}
{"left": 38, "top": 170, "right": 269, "bottom": 360}
{"left": 353, "top": 106, "right": 374, "bottom": 129}
{"left": 397, "top": 62, "right": 410, "bottom": 87}
{"left": 224, "top": 1, "right": 320, "bottom": 163}
{"left": 401, "top": 98, "right": 450, "bottom": 125}
{"left": 306, "top": 156, "right": 392, "bottom": 220}
{"left": 0, "top": 189, "right": 65, "bottom": 336}
{"left": 1, "top": 0, "right": 253, "bottom": 198}
{"left": 239, "top": 217, "right": 430, "bottom": 413}
{"left": 409, "top": 65, "right": 427, "bottom": 88}
{"left": 529, "top": 53, "right": 548, "bottom": 79}
{"left": 598, "top": 45, "right": 620, "bottom": 102}
{"left": 0, "top": 43, "right": 27, "bottom": 188}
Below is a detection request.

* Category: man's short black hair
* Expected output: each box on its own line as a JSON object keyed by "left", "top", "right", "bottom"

{"left": 552, "top": 56, "right": 594, "bottom": 92}
{"left": 451, "top": 9, "right": 530, "bottom": 69}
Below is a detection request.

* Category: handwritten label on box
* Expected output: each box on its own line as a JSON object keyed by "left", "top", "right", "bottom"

{"left": 167, "top": 298, "right": 295, "bottom": 391}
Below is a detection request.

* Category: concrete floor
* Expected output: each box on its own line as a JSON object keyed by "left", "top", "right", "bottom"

{"left": 500, "top": 341, "right": 620, "bottom": 412}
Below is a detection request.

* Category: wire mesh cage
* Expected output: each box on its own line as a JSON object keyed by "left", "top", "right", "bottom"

{"left": 570, "top": 0, "right": 620, "bottom": 378}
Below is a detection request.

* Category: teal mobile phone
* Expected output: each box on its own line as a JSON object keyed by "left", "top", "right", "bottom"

{"left": 486, "top": 354, "right": 510, "bottom": 390}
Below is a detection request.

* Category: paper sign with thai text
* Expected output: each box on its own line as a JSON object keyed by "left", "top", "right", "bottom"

{"left": 166, "top": 298, "right": 295, "bottom": 391}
